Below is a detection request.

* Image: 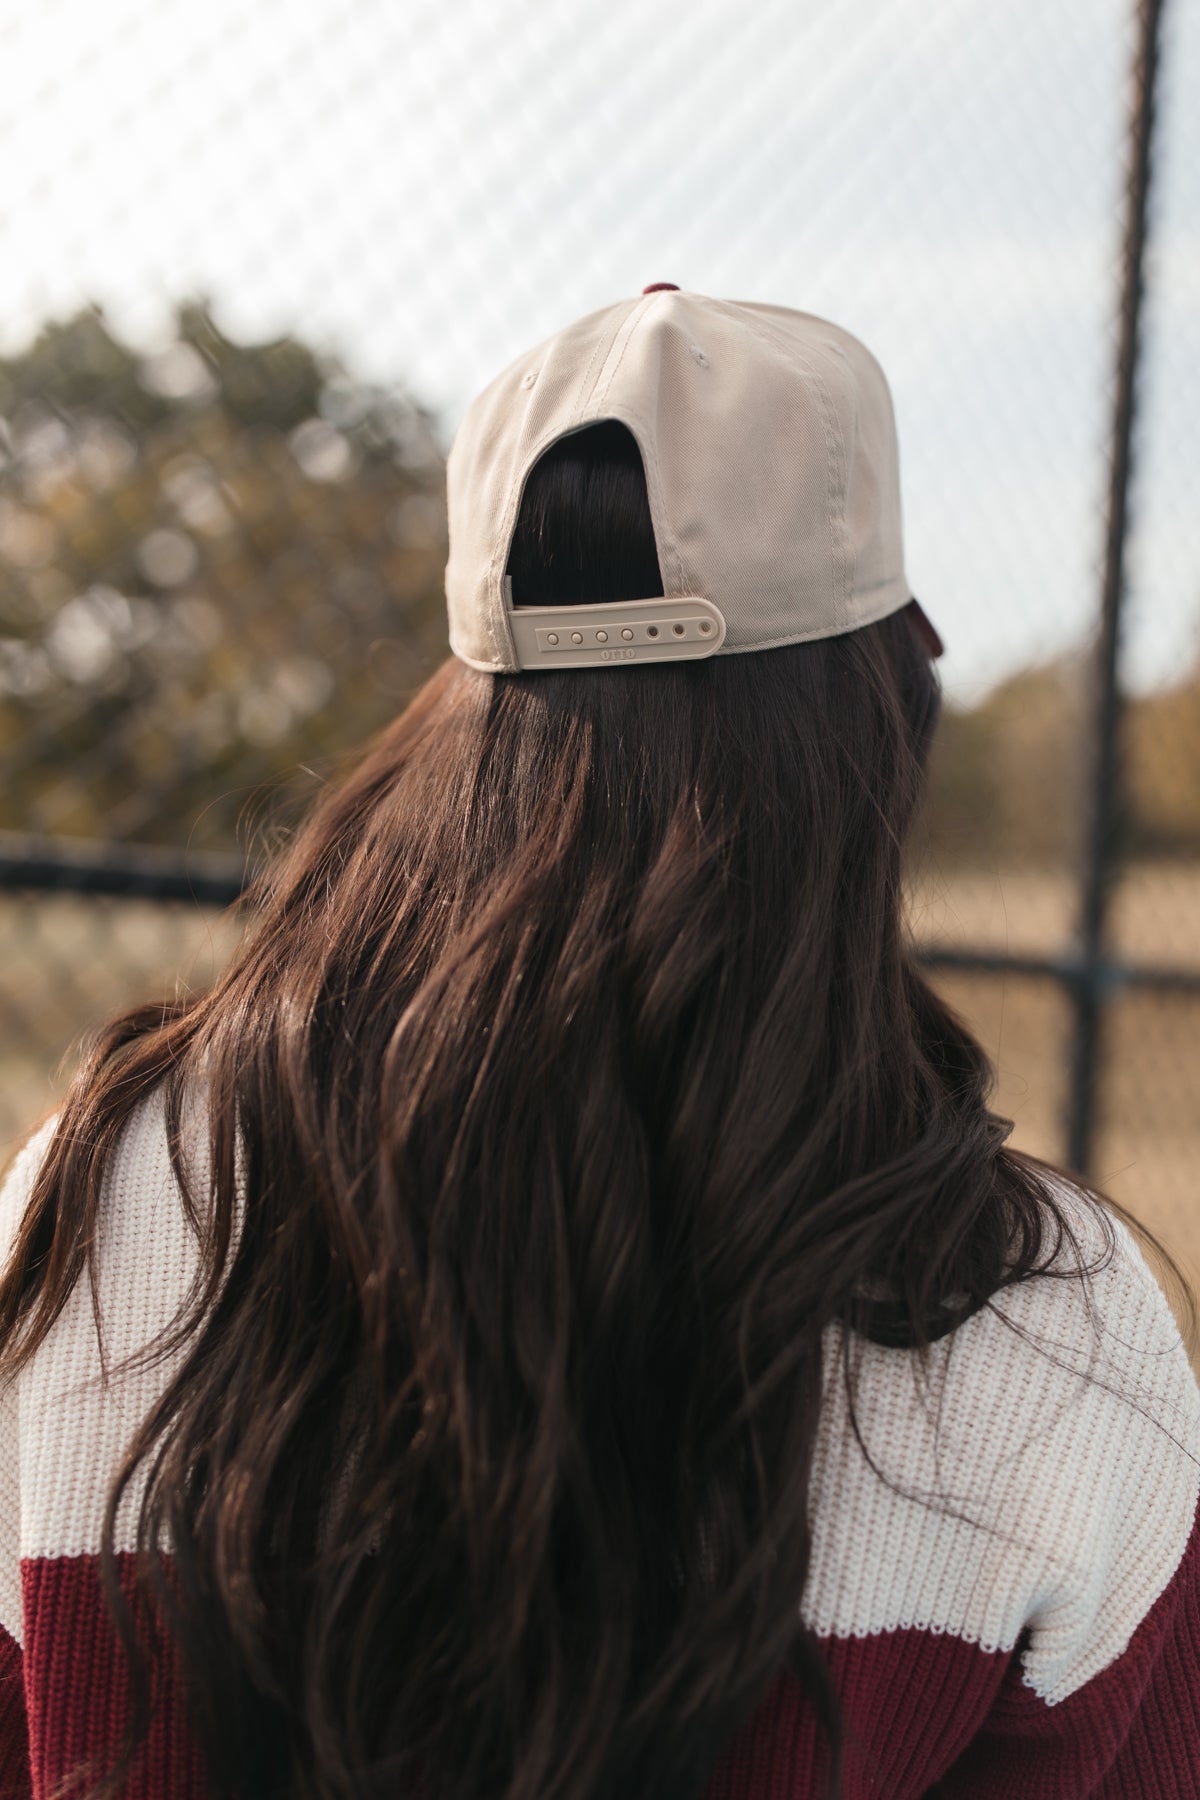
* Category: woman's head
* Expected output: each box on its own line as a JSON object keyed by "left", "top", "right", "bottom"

{"left": 4, "top": 419, "right": 1079, "bottom": 1800}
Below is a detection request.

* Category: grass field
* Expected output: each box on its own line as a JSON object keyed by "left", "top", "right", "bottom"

{"left": 2, "top": 860, "right": 1197, "bottom": 1309}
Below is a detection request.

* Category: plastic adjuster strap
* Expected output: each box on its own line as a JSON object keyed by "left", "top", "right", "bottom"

{"left": 504, "top": 578, "right": 727, "bottom": 670}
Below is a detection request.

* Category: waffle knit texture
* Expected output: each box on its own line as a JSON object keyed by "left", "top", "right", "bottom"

{"left": 2, "top": 1090, "right": 1199, "bottom": 1798}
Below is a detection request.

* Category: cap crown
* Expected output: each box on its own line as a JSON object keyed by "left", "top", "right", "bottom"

{"left": 445, "top": 290, "right": 909, "bottom": 671}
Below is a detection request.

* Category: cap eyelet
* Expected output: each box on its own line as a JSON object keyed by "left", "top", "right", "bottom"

{"left": 520, "top": 371, "right": 538, "bottom": 389}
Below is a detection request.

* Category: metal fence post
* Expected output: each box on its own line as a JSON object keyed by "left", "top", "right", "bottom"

{"left": 1066, "top": 0, "right": 1165, "bottom": 1176}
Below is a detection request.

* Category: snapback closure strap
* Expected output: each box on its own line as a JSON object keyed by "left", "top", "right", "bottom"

{"left": 504, "top": 578, "right": 726, "bottom": 669}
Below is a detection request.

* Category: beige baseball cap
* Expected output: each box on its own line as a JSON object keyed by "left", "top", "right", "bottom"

{"left": 445, "top": 283, "right": 938, "bottom": 672}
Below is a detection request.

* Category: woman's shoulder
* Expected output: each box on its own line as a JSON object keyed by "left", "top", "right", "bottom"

{"left": 2, "top": 1085, "right": 212, "bottom": 1556}
{"left": 1, "top": 1082, "right": 211, "bottom": 1271}
{"left": 806, "top": 1174, "right": 1200, "bottom": 1704}
{"left": 827, "top": 1171, "right": 1200, "bottom": 1514}
{"left": 829, "top": 1176, "right": 1199, "bottom": 1482}
{"left": 945, "top": 1177, "right": 1200, "bottom": 1502}
{"left": 0, "top": 1113, "right": 61, "bottom": 1272}
{"left": 0, "top": 1087, "right": 206, "bottom": 1368}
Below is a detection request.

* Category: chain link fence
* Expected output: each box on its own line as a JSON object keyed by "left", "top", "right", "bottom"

{"left": 2, "top": 0, "right": 1197, "bottom": 1276}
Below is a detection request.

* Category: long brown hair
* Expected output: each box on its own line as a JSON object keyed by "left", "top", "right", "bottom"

{"left": 1, "top": 419, "right": 1192, "bottom": 1800}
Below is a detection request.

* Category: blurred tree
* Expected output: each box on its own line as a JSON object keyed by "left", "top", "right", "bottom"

{"left": 0, "top": 300, "right": 450, "bottom": 851}
{"left": 1125, "top": 668, "right": 1200, "bottom": 856}
{"left": 921, "top": 641, "right": 1200, "bottom": 865}
{"left": 921, "top": 656, "right": 1091, "bottom": 867}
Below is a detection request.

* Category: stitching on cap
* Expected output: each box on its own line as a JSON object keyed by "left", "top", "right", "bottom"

{"left": 597, "top": 398, "right": 689, "bottom": 598}
{"left": 521, "top": 396, "right": 689, "bottom": 603}
{"left": 731, "top": 311, "right": 849, "bottom": 630}
{"left": 588, "top": 295, "right": 706, "bottom": 600}
{"left": 496, "top": 300, "right": 677, "bottom": 662}
{"left": 573, "top": 300, "right": 684, "bottom": 592}
{"left": 484, "top": 317, "right": 649, "bottom": 672}
{"left": 572, "top": 324, "right": 611, "bottom": 421}
{"left": 574, "top": 297, "right": 648, "bottom": 422}
{"left": 491, "top": 416, "right": 634, "bottom": 663}
{"left": 484, "top": 442, "right": 523, "bottom": 669}
{"left": 592, "top": 296, "right": 655, "bottom": 411}
{"left": 485, "top": 479, "right": 517, "bottom": 668}
{"left": 809, "top": 342, "right": 850, "bottom": 631}
{"left": 738, "top": 313, "right": 847, "bottom": 629}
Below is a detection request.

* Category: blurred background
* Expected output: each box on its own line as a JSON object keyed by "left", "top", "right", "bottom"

{"left": 1, "top": 0, "right": 1197, "bottom": 1286}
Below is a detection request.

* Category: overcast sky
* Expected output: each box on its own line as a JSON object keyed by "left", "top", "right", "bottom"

{"left": 1, "top": 0, "right": 1196, "bottom": 702}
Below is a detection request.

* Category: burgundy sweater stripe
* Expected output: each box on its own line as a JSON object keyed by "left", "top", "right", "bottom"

{"left": 6, "top": 1515, "right": 1199, "bottom": 1799}
{"left": 706, "top": 1627, "right": 1011, "bottom": 1798}
{"left": 20, "top": 1555, "right": 209, "bottom": 1800}
{"left": 0, "top": 1621, "right": 32, "bottom": 1800}
{"left": 925, "top": 1497, "right": 1200, "bottom": 1798}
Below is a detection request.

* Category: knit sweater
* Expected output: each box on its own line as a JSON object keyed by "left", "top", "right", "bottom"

{"left": 1, "top": 1091, "right": 1199, "bottom": 1800}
